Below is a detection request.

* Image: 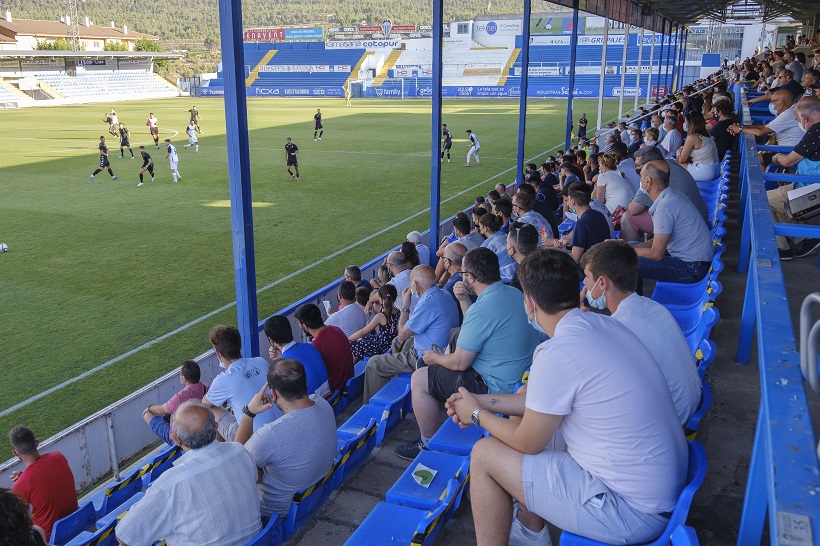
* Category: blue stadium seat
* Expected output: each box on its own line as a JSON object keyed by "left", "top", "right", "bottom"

{"left": 245, "top": 515, "right": 283, "bottom": 546}
{"left": 368, "top": 376, "right": 412, "bottom": 435}
{"left": 282, "top": 464, "right": 336, "bottom": 541}
{"left": 63, "top": 518, "right": 117, "bottom": 546}
{"left": 694, "top": 338, "right": 716, "bottom": 380}
{"left": 428, "top": 417, "right": 485, "bottom": 456}
{"left": 340, "top": 358, "right": 368, "bottom": 411}
{"left": 336, "top": 417, "right": 378, "bottom": 482}
{"left": 89, "top": 465, "right": 146, "bottom": 518}
{"left": 141, "top": 445, "right": 182, "bottom": 488}
{"left": 338, "top": 404, "right": 390, "bottom": 445}
{"left": 671, "top": 525, "right": 700, "bottom": 545}
{"left": 94, "top": 492, "right": 144, "bottom": 530}
{"left": 685, "top": 382, "right": 713, "bottom": 440}
{"left": 560, "top": 441, "right": 707, "bottom": 546}
{"left": 327, "top": 390, "right": 343, "bottom": 415}
{"left": 386, "top": 451, "right": 470, "bottom": 511}
{"left": 344, "top": 479, "right": 464, "bottom": 546}
{"left": 51, "top": 501, "right": 97, "bottom": 546}
{"left": 684, "top": 307, "right": 720, "bottom": 354}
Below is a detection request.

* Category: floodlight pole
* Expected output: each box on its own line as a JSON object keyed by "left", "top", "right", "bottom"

{"left": 217, "top": 0, "right": 260, "bottom": 357}
{"left": 596, "top": 0, "right": 610, "bottom": 134}
{"left": 516, "top": 0, "right": 533, "bottom": 187}
{"left": 655, "top": 19, "right": 666, "bottom": 100}
{"left": 645, "top": 29, "right": 655, "bottom": 106}
{"left": 664, "top": 24, "right": 675, "bottom": 94}
{"left": 679, "top": 28, "right": 688, "bottom": 88}
{"left": 429, "top": 0, "right": 443, "bottom": 260}
{"left": 565, "top": 0, "right": 580, "bottom": 150}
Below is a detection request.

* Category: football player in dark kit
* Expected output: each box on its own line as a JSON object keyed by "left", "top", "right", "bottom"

{"left": 313, "top": 109, "right": 323, "bottom": 141}
{"left": 89, "top": 136, "right": 119, "bottom": 181}
{"left": 137, "top": 146, "right": 154, "bottom": 187}
{"left": 118, "top": 123, "right": 134, "bottom": 159}
{"left": 285, "top": 137, "right": 300, "bottom": 181}
{"left": 441, "top": 123, "right": 453, "bottom": 163}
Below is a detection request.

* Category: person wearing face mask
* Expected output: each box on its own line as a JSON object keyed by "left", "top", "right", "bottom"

{"left": 143, "top": 359, "right": 210, "bottom": 446}
{"left": 632, "top": 161, "right": 714, "bottom": 295}
{"left": 580, "top": 240, "right": 701, "bottom": 425}
{"left": 363, "top": 265, "right": 459, "bottom": 403}
{"left": 506, "top": 222, "right": 539, "bottom": 291}
{"left": 728, "top": 88, "right": 803, "bottom": 168}
{"left": 293, "top": 303, "right": 354, "bottom": 394}
{"left": 768, "top": 95, "right": 820, "bottom": 260}
{"left": 479, "top": 212, "right": 518, "bottom": 283}
{"left": 658, "top": 115, "right": 683, "bottom": 159}
{"left": 651, "top": 114, "right": 667, "bottom": 142}
{"left": 549, "top": 182, "right": 609, "bottom": 269}
{"left": 708, "top": 99, "right": 737, "bottom": 159}
{"left": 675, "top": 111, "right": 720, "bottom": 181}
{"left": 394, "top": 248, "right": 539, "bottom": 460}
{"left": 202, "top": 325, "right": 282, "bottom": 441}
{"left": 643, "top": 127, "right": 660, "bottom": 148}
{"left": 444, "top": 250, "right": 686, "bottom": 546}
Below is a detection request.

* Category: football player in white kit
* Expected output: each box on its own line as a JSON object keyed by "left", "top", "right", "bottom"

{"left": 184, "top": 122, "right": 199, "bottom": 152}
{"left": 465, "top": 129, "right": 481, "bottom": 167}
{"left": 164, "top": 138, "right": 181, "bottom": 183}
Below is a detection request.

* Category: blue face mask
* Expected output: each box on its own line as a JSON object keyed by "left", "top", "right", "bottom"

{"left": 528, "top": 317, "right": 546, "bottom": 335}
{"left": 682, "top": 122, "right": 688, "bottom": 133}
{"left": 586, "top": 278, "right": 607, "bottom": 310}
{"left": 768, "top": 103, "right": 778, "bottom": 116}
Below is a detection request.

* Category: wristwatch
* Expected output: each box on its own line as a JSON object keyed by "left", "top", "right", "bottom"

{"left": 242, "top": 405, "right": 256, "bottom": 419}
{"left": 402, "top": 308, "right": 411, "bottom": 314}
{"left": 471, "top": 406, "right": 485, "bottom": 426}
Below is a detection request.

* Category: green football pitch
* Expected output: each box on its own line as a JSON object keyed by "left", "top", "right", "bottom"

{"left": 0, "top": 97, "right": 624, "bottom": 439}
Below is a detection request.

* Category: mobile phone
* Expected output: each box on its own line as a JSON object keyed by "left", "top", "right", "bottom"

{"left": 323, "top": 300, "right": 332, "bottom": 313}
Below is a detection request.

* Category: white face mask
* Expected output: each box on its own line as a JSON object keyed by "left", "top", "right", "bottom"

{"left": 525, "top": 295, "right": 546, "bottom": 334}
{"left": 585, "top": 278, "right": 607, "bottom": 310}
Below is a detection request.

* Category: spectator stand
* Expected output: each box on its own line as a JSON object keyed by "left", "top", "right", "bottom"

{"left": 732, "top": 87, "right": 820, "bottom": 545}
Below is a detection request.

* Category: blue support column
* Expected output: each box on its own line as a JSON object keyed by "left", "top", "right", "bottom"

{"left": 428, "top": 0, "right": 443, "bottom": 258}
{"left": 679, "top": 28, "right": 689, "bottom": 88}
{"left": 217, "top": 0, "right": 259, "bottom": 357}
{"left": 565, "top": 0, "right": 580, "bottom": 150}
{"left": 515, "top": 0, "right": 533, "bottom": 187}
{"left": 655, "top": 20, "right": 666, "bottom": 100}
{"left": 664, "top": 24, "right": 675, "bottom": 95}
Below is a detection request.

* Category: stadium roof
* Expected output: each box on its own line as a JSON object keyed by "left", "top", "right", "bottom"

{"left": 542, "top": 0, "right": 817, "bottom": 31}
{"left": 0, "top": 18, "right": 156, "bottom": 40}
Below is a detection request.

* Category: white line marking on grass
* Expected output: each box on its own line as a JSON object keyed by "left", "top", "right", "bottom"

{"left": 0, "top": 142, "right": 564, "bottom": 418}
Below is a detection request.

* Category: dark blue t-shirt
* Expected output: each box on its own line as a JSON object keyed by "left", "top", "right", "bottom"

{"left": 571, "top": 209, "right": 610, "bottom": 251}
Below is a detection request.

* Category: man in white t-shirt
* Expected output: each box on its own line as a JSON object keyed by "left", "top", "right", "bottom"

{"left": 465, "top": 129, "right": 481, "bottom": 166}
{"left": 728, "top": 89, "right": 804, "bottom": 168}
{"left": 580, "top": 240, "right": 701, "bottom": 425}
{"left": 202, "top": 325, "right": 282, "bottom": 441}
{"left": 659, "top": 115, "right": 683, "bottom": 159}
{"left": 370, "top": 251, "right": 418, "bottom": 311}
{"left": 446, "top": 250, "right": 686, "bottom": 545}
{"left": 184, "top": 122, "right": 199, "bottom": 152}
{"left": 325, "top": 280, "right": 367, "bottom": 337}
{"left": 164, "top": 138, "right": 181, "bottom": 183}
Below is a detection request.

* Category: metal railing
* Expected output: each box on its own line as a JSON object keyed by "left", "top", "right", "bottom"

{"left": 734, "top": 86, "right": 820, "bottom": 545}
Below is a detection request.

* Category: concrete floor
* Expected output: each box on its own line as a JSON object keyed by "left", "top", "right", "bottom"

{"left": 286, "top": 162, "right": 820, "bottom": 546}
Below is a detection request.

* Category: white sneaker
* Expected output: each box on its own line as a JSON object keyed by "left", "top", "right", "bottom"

{"left": 137, "top": 182, "right": 143, "bottom": 187}
{"left": 314, "top": 138, "right": 317, "bottom": 141}
{"left": 318, "top": 137, "right": 322, "bottom": 141}
{"left": 151, "top": 177, "right": 155, "bottom": 182}
{"left": 112, "top": 176, "right": 119, "bottom": 180}
{"left": 509, "top": 516, "right": 552, "bottom": 546}
{"left": 89, "top": 175, "right": 94, "bottom": 181}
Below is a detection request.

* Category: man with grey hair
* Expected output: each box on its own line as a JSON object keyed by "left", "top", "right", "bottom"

{"left": 407, "top": 231, "right": 431, "bottom": 265}
{"left": 363, "top": 265, "right": 459, "bottom": 402}
{"left": 768, "top": 95, "right": 820, "bottom": 259}
{"left": 659, "top": 115, "right": 683, "bottom": 159}
{"left": 620, "top": 145, "right": 708, "bottom": 242}
{"left": 370, "top": 251, "right": 417, "bottom": 310}
{"left": 632, "top": 160, "right": 714, "bottom": 295}
{"left": 115, "top": 401, "right": 261, "bottom": 546}
{"left": 344, "top": 265, "right": 371, "bottom": 292}
{"left": 728, "top": 88, "right": 804, "bottom": 152}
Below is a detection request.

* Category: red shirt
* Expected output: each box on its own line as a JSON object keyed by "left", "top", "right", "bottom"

{"left": 12, "top": 452, "right": 78, "bottom": 540}
{"left": 312, "top": 325, "right": 354, "bottom": 392}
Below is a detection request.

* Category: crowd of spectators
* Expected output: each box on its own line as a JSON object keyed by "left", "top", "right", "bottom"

{"left": 6, "top": 55, "right": 820, "bottom": 546}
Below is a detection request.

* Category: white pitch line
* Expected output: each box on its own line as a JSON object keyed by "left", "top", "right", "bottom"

{"left": 0, "top": 141, "right": 564, "bottom": 418}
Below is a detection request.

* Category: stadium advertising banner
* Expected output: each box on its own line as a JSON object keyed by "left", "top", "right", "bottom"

{"left": 530, "top": 16, "right": 586, "bottom": 35}
{"left": 325, "top": 39, "right": 401, "bottom": 49}
{"left": 473, "top": 20, "right": 524, "bottom": 37}
{"left": 284, "top": 28, "right": 323, "bottom": 41}
{"left": 244, "top": 28, "right": 285, "bottom": 42}
{"left": 463, "top": 67, "right": 503, "bottom": 76}
{"left": 527, "top": 34, "right": 676, "bottom": 47}
{"left": 258, "top": 64, "right": 351, "bottom": 73}
{"left": 250, "top": 86, "right": 345, "bottom": 97}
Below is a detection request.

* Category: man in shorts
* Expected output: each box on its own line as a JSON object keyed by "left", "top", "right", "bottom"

{"left": 441, "top": 123, "right": 453, "bottom": 163}
{"left": 186, "top": 106, "right": 202, "bottom": 133}
{"left": 465, "top": 129, "right": 481, "bottom": 167}
{"left": 394, "top": 248, "right": 539, "bottom": 460}
{"left": 103, "top": 111, "right": 117, "bottom": 139}
{"left": 285, "top": 137, "right": 300, "bottom": 181}
{"left": 137, "top": 146, "right": 154, "bottom": 187}
{"left": 118, "top": 123, "right": 134, "bottom": 159}
{"left": 447, "top": 250, "right": 686, "bottom": 545}
{"left": 313, "top": 108, "right": 323, "bottom": 141}
{"left": 164, "top": 138, "right": 181, "bottom": 183}
{"left": 184, "top": 122, "right": 199, "bottom": 152}
{"left": 89, "top": 136, "right": 119, "bottom": 181}
{"left": 146, "top": 112, "right": 160, "bottom": 148}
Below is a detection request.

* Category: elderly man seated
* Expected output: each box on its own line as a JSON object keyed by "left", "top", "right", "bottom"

{"left": 394, "top": 248, "right": 539, "bottom": 461}
{"left": 768, "top": 95, "right": 820, "bottom": 260}
{"left": 728, "top": 88, "right": 805, "bottom": 168}
{"left": 632, "top": 160, "right": 714, "bottom": 295}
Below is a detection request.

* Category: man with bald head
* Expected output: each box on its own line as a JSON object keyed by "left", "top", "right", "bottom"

{"left": 632, "top": 160, "right": 714, "bottom": 295}
{"left": 115, "top": 401, "right": 261, "bottom": 546}
{"left": 729, "top": 88, "right": 805, "bottom": 168}
{"left": 363, "top": 265, "right": 459, "bottom": 402}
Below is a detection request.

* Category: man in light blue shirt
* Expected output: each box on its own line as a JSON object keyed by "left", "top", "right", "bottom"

{"left": 395, "top": 248, "right": 539, "bottom": 460}
{"left": 363, "top": 265, "right": 458, "bottom": 403}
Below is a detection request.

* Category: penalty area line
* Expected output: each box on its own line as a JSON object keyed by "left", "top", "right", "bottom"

{"left": 0, "top": 142, "right": 562, "bottom": 418}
